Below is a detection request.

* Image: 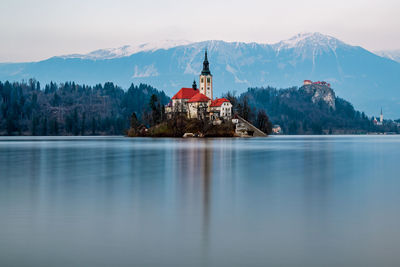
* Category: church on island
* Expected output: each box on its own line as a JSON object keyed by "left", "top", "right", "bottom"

{"left": 165, "top": 50, "right": 232, "bottom": 121}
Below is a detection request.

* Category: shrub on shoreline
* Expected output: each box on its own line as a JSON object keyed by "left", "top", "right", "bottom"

{"left": 128, "top": 115, "right": 235, "bottom": 138}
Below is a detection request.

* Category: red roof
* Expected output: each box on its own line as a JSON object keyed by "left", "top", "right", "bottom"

{"left": 187, "top": 93, "right": 210, "bottom": 103}
{"left": 172, "top": 88, "right": 199, "bottom": 100}
{"left": 210, "top": 98, "right": 230, "bottom": 107}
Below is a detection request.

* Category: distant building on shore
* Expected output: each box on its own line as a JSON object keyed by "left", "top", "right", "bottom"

{"left": 373, "top": 108, "right": 384, "bottom": 126}
{"left": 272, "top": 125, "right": 282, "bottom": 134}
{"left": 166, "top": 50, "right": 232, "bottom": 120}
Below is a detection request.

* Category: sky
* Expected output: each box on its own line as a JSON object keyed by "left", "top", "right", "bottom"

{"left": 0, "top": 0, "right": 399, "bottom": 62}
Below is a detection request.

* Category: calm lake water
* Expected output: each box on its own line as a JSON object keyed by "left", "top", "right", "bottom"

{"left": 0, "top": 136, "right": 400, "bottom": 266}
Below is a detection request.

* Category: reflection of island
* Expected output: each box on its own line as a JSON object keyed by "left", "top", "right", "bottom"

{"left": 202, "top": 142, "right": 212, "bottom": 250}
{"left": 174, "top": 140, "right": 213, "bottom": 252}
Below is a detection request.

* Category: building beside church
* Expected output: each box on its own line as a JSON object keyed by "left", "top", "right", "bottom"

{"left": 166, "top": 50, "right": 232, "bottom": 120}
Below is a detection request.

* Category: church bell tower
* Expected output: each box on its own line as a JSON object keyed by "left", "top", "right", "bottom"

{"left": 199, "top": 49, "right": 213, "bottom": 99}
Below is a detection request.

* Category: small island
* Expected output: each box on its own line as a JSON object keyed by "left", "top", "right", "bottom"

{"left": 128, "top": 50, "right": 269, "bottom": 138}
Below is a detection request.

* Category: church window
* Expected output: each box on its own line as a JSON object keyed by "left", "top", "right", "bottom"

{"left": 201, "top": 78, "right": 204, "bottom": 83}
{"left": 207, "top": 77, "right": 210, "bottom": 83}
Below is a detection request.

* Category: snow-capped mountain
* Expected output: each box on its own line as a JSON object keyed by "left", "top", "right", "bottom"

{"left": 0, "top": 33, "right": 399, "bottom": 117}
{"left": 273, "top": 32, "right": 345, "bottom": 52}
{"left": 59, "top": 40, "right": 192, "bottom": 60}
{"left": 374, "top": 50, "right": 400, "bottom": 63}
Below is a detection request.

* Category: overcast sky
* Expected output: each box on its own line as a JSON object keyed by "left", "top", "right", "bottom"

{"left": 0, "top": 0, "right": 399, "bottom": 62}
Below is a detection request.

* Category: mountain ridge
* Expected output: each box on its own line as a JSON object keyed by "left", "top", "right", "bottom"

{"left": 0, "top": 32, "right": 399, "bottom": 118}
{"left": 54, "top": 33, "right": 348, "bottom": 61}
{"left": 374, "top": 49, "right": 400, "bottom": 63}
{"left": 57, "top": 40, "right": 192, "bottom": 60}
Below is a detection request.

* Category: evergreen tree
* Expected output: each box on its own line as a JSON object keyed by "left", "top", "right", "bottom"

{"left": 91, "top": 117, "right": 96, "bottom": 135}
{"left": 149, "top": 94, "right": 161, "bottom": 126}
{"left": 127, "top": 113, "right": 140, "bottom": 137}
{"left": 256, "top": 109, "right": 273, "bottom": 134}
{"left": 31, "top": 116, "right": 39, "bottom": 135}
{"left": 81, "top": 112, "right": 86, "bottom": 135}
{"left": 42, "top": 117, "right": 48, "bottom": 136}
{"left": 52, "top": 93, "right": 61, "bottom": 106}
{"left": 6, "top": 116, "right": 15, "bottom": 135}
{"left": 73, "top": 108, "right": 79, "bottom": 136}
{"left": 50, "top": 118, "right": 59, "bottom": 135}
{"left": 239, "top": 96, "right": 252, "bottom": 121}
{"left": 130, "top": 112, "right": 139, "bottom": 130}
{"left": 288, "top": 121, "right": 298, "bottom": 135}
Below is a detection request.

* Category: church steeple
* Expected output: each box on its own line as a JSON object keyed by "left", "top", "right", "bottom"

{"left": 199, "top": 49, "right": 213, "bottom": 99}
{"left": 192, "top": 80, "right": 197, "bottom": 90}
{"left": 201, "top": 49, "right": 211, "bottom": 75}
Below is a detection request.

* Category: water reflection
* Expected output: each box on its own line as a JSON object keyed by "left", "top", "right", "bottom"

{"left": 172, "top": 139, "right": 213, "bottom": 262}
{"left": 1, "top": 136, "right": 400, "bottom": 266}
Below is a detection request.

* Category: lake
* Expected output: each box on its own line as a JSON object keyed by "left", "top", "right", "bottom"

{"left": 0, "top": 136, "right": 400, "bottom": 266}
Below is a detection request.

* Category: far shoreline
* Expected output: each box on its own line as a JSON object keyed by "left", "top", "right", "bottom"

{"left": 0, "top": 133, "right": 398, "bottom": 139}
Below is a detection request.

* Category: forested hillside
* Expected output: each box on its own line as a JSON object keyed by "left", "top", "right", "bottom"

{"left": 0, "top": 80, "right": 169, "bottom": 135}
{"left": 1, "top": 79, "right": 398, "bottom": 136}
{"left": 227, "top": 85, "right": 399, "bottom": 134}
